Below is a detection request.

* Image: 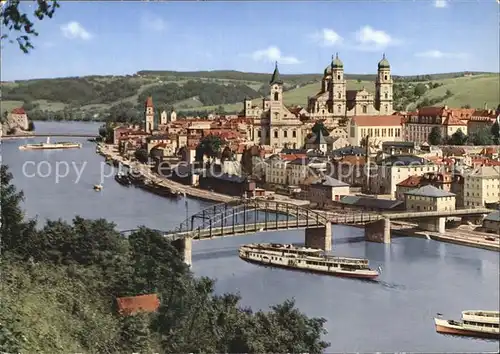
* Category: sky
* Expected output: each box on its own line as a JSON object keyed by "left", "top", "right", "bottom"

{"left": 2, "top": 0, "right": 499, "bottom": 81}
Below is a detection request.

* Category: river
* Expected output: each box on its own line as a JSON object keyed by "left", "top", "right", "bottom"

{"left": 3, "top": 121, "right": 499, "bottom": 352}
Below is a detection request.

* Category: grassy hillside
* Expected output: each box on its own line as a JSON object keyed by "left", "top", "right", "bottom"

{"left": 1, "top": 70, "right": 498, "bottom": 120}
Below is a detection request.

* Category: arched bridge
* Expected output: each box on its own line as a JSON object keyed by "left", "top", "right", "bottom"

{"left": 120, "top": 199, "right": 333, "bottom": 266}
{"left": 122, "top": 199, "right": 330, "bottom": 241}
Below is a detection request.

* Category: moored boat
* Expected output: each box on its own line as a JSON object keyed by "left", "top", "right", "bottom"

{"left": 19, "top": 137, "right": 81, "bottom": 150}
{"left": 434, "top": 311, "right": 499, "bottom": 339}
{"left": 239, "top": 243, "right": 379, "bottom": 279}
{"left": 115, "top": 173, "right": 131, "bottom": 186}
{"left": 93, "top": 184, "right": 103, "bottom": 191}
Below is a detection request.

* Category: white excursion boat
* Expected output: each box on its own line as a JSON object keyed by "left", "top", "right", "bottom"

{"left": 239, "top": 243, "right": 379, "bottom": 280}
{"left": 434, "top": 311, "right": 499, "bottom": 339}
{"left": 19, "top": 137, "right": 81, "bottom": 150}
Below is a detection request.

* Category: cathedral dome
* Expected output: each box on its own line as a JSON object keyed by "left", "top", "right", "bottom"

{"left": 378, "top": 54, "right": 390, "bottom": 69}
{"left": 331, "top": 53, "right": 343, "bottom": 69}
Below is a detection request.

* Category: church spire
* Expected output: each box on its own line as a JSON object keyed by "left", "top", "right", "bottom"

{"left": 269, "top": 61, "right": 283, "bottom": 85}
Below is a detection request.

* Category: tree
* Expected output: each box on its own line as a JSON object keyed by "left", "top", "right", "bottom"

{"left": 413, "top": 83, "right": 427, "bottom": 96}
{"left": 134, "top": 148, "right": 149, "bottom": 164}
{"left": 0, "top": 165, "right": 36, "bottom": 259}
{"left": 27, "top": 120, "right": 35, "bottom": 131}
{"left": 449, "top": 129, "right": 468, "bottom": 145}
{"left": 195, "top": 135, "right": 225, "bottom": 163}
{"left": 491, "top": 120, "right": 500, "bottom": 145}
{"left": 461, "top": 104, "right": 471, "bottom": 109}
{"left": 311, "top": 121, "right": 329, "bottom": 137}
{"left": 445, "top": 89, "right": 453, "bottom": 98}
{"left": 470, "top": 128, "right": 493, "bottom": 146}
{"left": 1, "top": 0, "right": 60, "bottom": 53}
{"left": 428, "top": 126, "right": 442, "bottom": 145}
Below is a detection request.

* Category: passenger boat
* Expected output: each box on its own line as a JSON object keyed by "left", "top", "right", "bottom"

{"left": 19, "top": 137, "right": 81, "bottom": 150}
{"left": 239, "top": 243, "right": 379, "bottom": 279}
{"left": 93, "top": 184, "right": 103, "bottom": 191}
{"left": 114, "top": 173, "right": 131, "bottom": 186}
{"left": 434, "top": 311, "right": 499, "bottom": 339}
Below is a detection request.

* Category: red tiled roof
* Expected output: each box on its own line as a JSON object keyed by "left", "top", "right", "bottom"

{"left": 351, "top": 115, "right": 402, "bottom": 127}
{"left": 396, "top": 175, "right": 423, "bottom": 187}
{"left": 11, "top": 107, "right": 26, "bottom": 114}
{"left": 116, "top": 294, "right": 160, "bottom": 315}
{"left": 417, "top": 106, "right": 446, "bottom": 117}
{"left": 145, "top": 96, "right": 153, "bottom": 108}
{"left": 443, "top": 115, "right": 467, "bottom": 126}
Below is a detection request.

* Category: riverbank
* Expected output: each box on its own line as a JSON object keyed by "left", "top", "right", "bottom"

{"left": 98, "top": 143, "right": 237, "bottom": 203}
{"left": 392, "top": 225, "right": 500, "bottom": 252}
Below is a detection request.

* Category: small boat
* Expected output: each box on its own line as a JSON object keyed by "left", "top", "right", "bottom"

{"left": 239, "top": 243, "right": 379, "bottom": 280}
{"left": 19, "top": 137, "right": 81, "bottom": 150}
{"left": 434, "top": 311, "right": 499, "bottom": 339}
{"left": 115, "top": 173, "right": 131, "bottom": 187}
{"left": 93, "top": 184, "right": 103, "bottom": 191}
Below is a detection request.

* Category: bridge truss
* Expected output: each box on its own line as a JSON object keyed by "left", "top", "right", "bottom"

{"left": 163, "top": 199, "right": 329, "bottom": 239}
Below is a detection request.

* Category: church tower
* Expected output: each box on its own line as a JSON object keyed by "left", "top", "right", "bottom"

{"left": 375, "top": 54, "right": 393, "bottom": 114}
{"left": 144, "top": 96, "right": 154, "bottom": 133}
{"left": 331, "top": 53, "right": 346, "bottom": 116}
{"left": 269, "top": 62, "right": 283, "bottom": 147}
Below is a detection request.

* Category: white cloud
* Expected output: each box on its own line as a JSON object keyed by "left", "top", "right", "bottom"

{"left": 434, "top": 0, "right": 448, "bottom": 8}
{"left": 311, "top": 28, "right": 343, "bottom": 47}
{"left": 60, "top": 21, "right": 92, "bottom": 40}
{"left": 251, "top": 46, "right": 300, "bottom": 65}
{"left": 415, "top": 50, "right": 468, "bottom": 59}
{"left": 354, "top": 26, "right": 397, "bottom": 51}
{"left": 141, "top": 13, "right": 167, "bottom": 32}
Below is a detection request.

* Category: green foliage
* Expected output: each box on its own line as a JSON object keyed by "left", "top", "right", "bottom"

{"left": 449, "top": 129, "right": 468, "bottom": 145}
{"left": 469, "top": 127, "right": 494, "bottom": 145}
{"left": 413, "top": 83, "right": 427, "bottom": 96}
{"left": 134, "top": 148, "right": 149, "bottom": 163}
{"left": 0, "top": 165, "right": 36, "bottom": 258}
{"left": 491, "top": 121, "right": 500, "bottom": 144}
{"left": 311, "top": 121, "right": 329, "bottom": 136}
{"left": 0, "top": 0, "right": 59, "bottom": 53}
{"left": 4, "top": 77, "right": 142, "bottom": 106}
{"left": 195, "top": 134, "right": 225, "bottom": 162}
{"left": 0, "top": 165, "right": 330, "bottom": 353}
{"left": 138, "top": 80, "right": 260, "bottom": 108}
{"left": 428, "top": 126, "right": 442, "bottom": 145}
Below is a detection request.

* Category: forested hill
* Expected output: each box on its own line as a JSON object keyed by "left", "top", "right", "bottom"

{"left": 2, "top": 70, "right": 498, "bottom": 123}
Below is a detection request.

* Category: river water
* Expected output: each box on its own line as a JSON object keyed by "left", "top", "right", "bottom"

{"left": 2, "top": 121, "right": 499, "bottom": 352}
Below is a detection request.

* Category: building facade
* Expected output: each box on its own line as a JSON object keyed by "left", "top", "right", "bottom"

{"left": 307, "top": 53, "right": 394, "bottom": 124}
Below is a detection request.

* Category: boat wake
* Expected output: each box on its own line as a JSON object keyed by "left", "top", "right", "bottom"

{"left": 376, "top": 280, "right": 406, "bottom": 290}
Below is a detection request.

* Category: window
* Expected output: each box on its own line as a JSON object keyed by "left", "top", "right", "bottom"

{"left": 292, "top": 130, "right": 296, "bottom": 138}
{"left": 284, "top": 130, "right": 288, "bottom": 138}
{"left": 384, "top": 75, "right": 388, "bottom": 80}
{"left": 338, "top": 92, "right": 341, "bottom": 99}
{"left": 337, "top": 75, "right": 341, "bottom": 80}
{"left": 362, "top": 105, "right": 367, "bottom": 113}
{"left": 384, "top": 92, "right": 388, "bottom": 99}
{"left": 274, "top": 92, "right": 279, "bottom": 101}
{"left": 385, "top": 104, "right": 388, "bottom": 112}
{"left": 337, "top": 105, "right": 342, "bottom": 113}
{"left": 257, "top": 130, "right": 261, "bottom": 138}
{"left": 274, "top": 130, "right": 278, "bottom": 138}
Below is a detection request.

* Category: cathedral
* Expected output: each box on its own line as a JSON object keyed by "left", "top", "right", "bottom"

{"left": 242, "top": 54, "right": 393, "bottom": 149}
{"left": 307, "top": 53, "right": 394, "bottom": 123}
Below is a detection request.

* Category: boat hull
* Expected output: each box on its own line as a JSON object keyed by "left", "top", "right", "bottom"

{"left": 434, "top": 318, "right": 500, "bottom": 339}
{"left": 239, "top": 255, "right": 379, "bottom": 280}
{"left": 19, "top": 144, "right": 81, "bottom": 150}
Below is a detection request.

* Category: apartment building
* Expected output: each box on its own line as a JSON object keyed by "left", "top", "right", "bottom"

{"left": 288, "top": 157, "right": 327, "bottom": 186}
{"left": 404, "top": 185, "right": 456, "bottom": 212}
{"left": 463, "top": 166, "right": 500, "bottom": 207}
{"left": 369, "top": 155, "right": 438, "bottom": 197}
